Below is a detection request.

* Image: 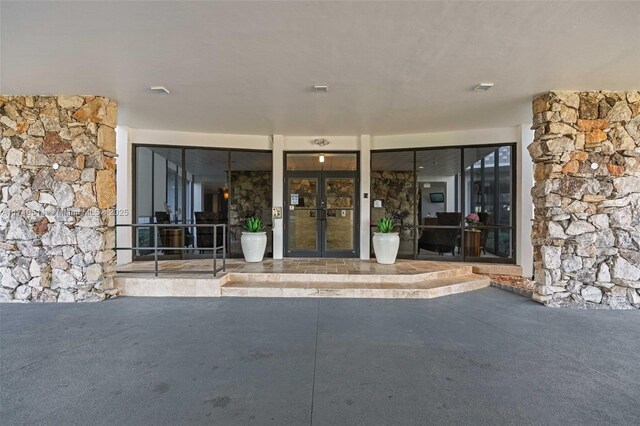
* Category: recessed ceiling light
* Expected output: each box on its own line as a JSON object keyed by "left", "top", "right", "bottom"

{"left": 313, "top": 85, "right": 328, "bottom": 93}
{"left": 473, "top": 83, "right": 494, "bottom": 92}
{"left": 150, "top": 86, "right": 170, "bottom": 95}
{"left": 418, "top": 166, "right": 424, "bottom": 169}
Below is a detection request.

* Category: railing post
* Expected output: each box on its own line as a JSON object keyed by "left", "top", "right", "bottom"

{"left": 154, "top": 224, "right": 159, "bottom": 277}
{"left": 213, "top": 224, "right": 217, "bottom": 277}
{"left": 116, "top": 223, "right": 226, "bottom": 277}
{"left": 181, "top": 224, "right": 185, "bottom": 260}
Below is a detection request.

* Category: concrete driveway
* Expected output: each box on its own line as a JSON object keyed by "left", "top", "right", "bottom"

{"left": 1, "top": 288, "right": 639, "bottom": 425}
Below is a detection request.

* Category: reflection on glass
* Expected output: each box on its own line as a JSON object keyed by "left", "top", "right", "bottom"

{"left": 186, "top": 149, "right": 228, "bottom": 256}
{"left": 464, "top": 145, "right": 513, "bottom": 258}
{"left": 288, "top": 178, "right": 318, "bottom": 251}
{"left": 134, "top": 146, "right": 184, "bottom": 256}
{"left": 371, "top": 151, "right": 415, "bottom": 257}
{"left": 325, "top": 178, "right": 355, "bottom": 251}
{"left": 371, "top": 146, "right": 514, "bottom": 261}
{"left": 415, "top": 149, "right": 462, "bottom": 259}
{"left": 229, "top": 151, "right": 273, "bottom": 257}
{"left": 134, "top": 147, "right": 273, "bottom": 259}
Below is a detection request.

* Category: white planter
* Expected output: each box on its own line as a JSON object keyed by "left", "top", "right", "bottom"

{"left": 372, "top": 232, "right": 400, "bottom": 264}
{"left": 241, "top": 232, "right": 267, "bottom": 263}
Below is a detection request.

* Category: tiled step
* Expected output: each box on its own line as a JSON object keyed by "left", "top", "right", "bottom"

{"left": 221, "top": 273, "right": 490, "bottom": 299}
{"left": 224, "top": 264, "right": 474, "bottom": 284}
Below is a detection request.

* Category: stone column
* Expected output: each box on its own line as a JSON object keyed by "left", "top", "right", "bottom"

{"left": 0, "top": 96, "right": 118, "bottom": 302}
{"left": 530, "top": 91, "right": 640, "bottom": 309}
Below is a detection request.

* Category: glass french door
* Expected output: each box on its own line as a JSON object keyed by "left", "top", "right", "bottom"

{"left": 285, "top": 171, "right": 359, "bottom": 257}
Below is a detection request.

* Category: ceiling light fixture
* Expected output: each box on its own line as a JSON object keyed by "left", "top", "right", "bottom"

{"left": 473, "top": 83, "right": 494, "bottom": 92}
{"left": 312, "top": 138, "right": 330, "bottom": 147}
{"left": 313, "top": 85, "right": 328, "bottom": 93}
{"left": 319, "top": 154, "right": 325, "bottom": 163}
{"left": 150, "top": 86, "right": 170, "bottom": 95}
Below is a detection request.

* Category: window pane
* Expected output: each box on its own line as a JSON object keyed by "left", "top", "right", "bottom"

{"left": 134, "top": 146, "right": 182, "bottom": 257}
{"left": 287, "top": 178, "right": 318, "bottom": 251}
{"left": 287, "top": 153, "right": 357, "bottom": 171}
{"left": 416, "top": 149, "right": 462, "bottom": 259}
{"left": 325, "top": 177, "right": 355, "bottom": 251}
{"left": 134, "top": 147, "right": 153, "bottom": 256}
{"left": 230, "top": 151, "right": 273, "bottom": 257}
{"left": 463, "top": 145, "right": 514, "bottom": 259}
{"left": 185, "top": 149, "right": 228, "bottom": 256}
{"left": 371, "top": 151, "right": 415, "bottom": 257}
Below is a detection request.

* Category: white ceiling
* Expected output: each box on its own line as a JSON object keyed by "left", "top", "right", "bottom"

{"left": 2, "top": 1, "right": 639, "bottom": 136}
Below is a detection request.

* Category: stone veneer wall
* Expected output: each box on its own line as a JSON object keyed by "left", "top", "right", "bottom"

{"left": 371, "top": 171, "right": 415, "bottom": 241}
{"left": 530, "top": 91, "right": 640, "bottom": 309}
{"left": 229, "top": 171, "right": 272, "bottom": 226}
{"left": 0, "top": 96, "right": 118, "bottom": 302}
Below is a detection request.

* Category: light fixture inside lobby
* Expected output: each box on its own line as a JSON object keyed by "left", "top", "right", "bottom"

{"left": 473, "top": 83, "right": 494, "bottom": 92}
{"left": 150, "top": 86, "right": 170, "bottom": 95}
{"left": 313, "top": 85, "right": 328, "bottom": 93}
{"left": 319, "top": 154, "right": 325, "bottom": 163}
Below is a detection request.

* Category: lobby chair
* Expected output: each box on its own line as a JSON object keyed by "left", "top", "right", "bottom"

{"left": 417, "top": 213, "right": 461, "bottom": 256}
{"left": 435, "top": 212, "right": 461, "bottom": 256}
{"left": 194, "top": 212, "right": 223, "bottom": 254}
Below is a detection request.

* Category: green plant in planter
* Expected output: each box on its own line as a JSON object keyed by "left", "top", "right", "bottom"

{"left": 375, "top": 217, "right": 395, "bottom": 233}
{"left": 243, "top": 217, "right": 265, "bottom": 232}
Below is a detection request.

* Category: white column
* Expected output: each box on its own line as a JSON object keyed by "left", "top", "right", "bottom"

{"left": 360, "top": 135, "right": 371, "bottom": 259}
{"left": 115, "top": 126, "right": 133, "bottom": 265}
{"left": 272, "top": 135, "right": 284, "bottom": 259}
{"left": 516, "top": 124, "right": 534, "bottom": 277}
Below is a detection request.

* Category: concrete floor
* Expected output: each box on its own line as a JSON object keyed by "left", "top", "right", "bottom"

{"left": 1, "top": 289, "right": 639, "bottom": 425}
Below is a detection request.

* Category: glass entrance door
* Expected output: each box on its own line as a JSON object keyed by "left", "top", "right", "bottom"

{"left": 285, "top": 172, "right": 359, "bottom": 257}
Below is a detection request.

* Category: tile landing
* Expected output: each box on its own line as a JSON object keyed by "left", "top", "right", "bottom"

{"left": 221, "top": 274, "right": 489, "bottom": 299}
{"left": 115, "top": 258, "right": 493, "bottom": 299}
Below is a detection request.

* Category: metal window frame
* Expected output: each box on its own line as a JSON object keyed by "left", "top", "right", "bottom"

{"left": 370, "top": 142, "right": 517, "bottom": 264}
{"left": 131, "top": 144, "right": 273, "bottom": 261}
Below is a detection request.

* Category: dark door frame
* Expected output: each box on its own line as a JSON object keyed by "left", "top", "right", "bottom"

{"left": 284, "top": 171, "right": 360, "bottom": 258}
{"left": 283, "top": 151, "right": 360, "bottom": 258}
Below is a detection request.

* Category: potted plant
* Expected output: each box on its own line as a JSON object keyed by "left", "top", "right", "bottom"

{"left": 241, "top": 217, "right": 267, "bottom": 263}
{"left": 465, "top": 213, "right": 480, "bottom": 230}
{"left": 372, "top": 217, "right": 400, "bottom": 264}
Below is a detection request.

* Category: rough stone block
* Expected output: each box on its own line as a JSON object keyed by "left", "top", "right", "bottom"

{"left": 0, "top": 95, "right": 117, "bottom": 302}
{"left": 532, "top": 92, "right": 640, "bottom": 309}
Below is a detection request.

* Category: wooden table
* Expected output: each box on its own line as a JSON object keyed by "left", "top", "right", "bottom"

{"left": 464, "top": 229, "right": 481, "bottom": 257}
{"left": 162, "top": 228, "right": 184, "bottom": 255}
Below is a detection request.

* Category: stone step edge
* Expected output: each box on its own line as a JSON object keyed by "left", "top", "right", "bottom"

{"left": 221, "top": 275, "right": 489, "bottom": 298}
{"left": 222, "top": 273, "right": 489, "bottom": 290}
{"left": 220, "top": 266, "right": 474, "bottom": 285}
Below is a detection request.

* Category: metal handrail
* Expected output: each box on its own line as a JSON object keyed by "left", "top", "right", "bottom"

{"left": 115, "top": 223, "right": 226, "bottom": 277}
